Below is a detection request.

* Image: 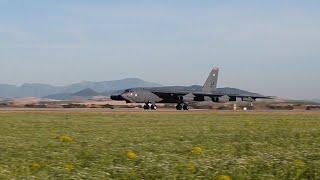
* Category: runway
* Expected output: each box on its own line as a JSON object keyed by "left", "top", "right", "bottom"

{"left": 0, "top": 107, "right": 318, "bottom": 114}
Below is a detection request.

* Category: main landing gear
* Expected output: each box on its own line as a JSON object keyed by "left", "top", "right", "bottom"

{"left": 143, "top": 102, "right": 189, "bottom": 111}
{"left": 176, "top": 103, "right": 189, "bottom": 111}
{"left": 143, "top": 102, "right": 157, "bottom": 110}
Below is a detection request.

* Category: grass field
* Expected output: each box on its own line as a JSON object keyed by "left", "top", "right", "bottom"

{"left": 0, "top": 111, "right": 320, "bottom": 179}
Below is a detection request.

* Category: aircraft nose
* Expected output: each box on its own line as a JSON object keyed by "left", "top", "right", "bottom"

{"left": 110, "top": 95, "right": 125, "bottom": 101}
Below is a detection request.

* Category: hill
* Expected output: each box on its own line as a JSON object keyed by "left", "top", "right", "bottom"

{"left": 0, "top": 78, "right": 161, "bottom": 98}
{"left": 72, "top": 88, "right": 101, "bottom": 97}
{"left": 312, "top": 99, "right": 320, "bottom": 103}
{"left": 45, "top": 88, "right": 102, "bottom": 100}
{"left": 1, "top": 78, "right": 268, "bottom": 100}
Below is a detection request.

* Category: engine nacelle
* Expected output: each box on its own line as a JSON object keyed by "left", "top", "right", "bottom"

{"left": 242, "top": 97, "right": 255, "bottom": 102}
{"left": 204, "top": 96, "right": 212, "bottom": 101}
{"left": 193, "top": 95, "right": 213, "bottom": 102}
{"left": 218, "top": 95, "right": 230, "bottom": 103}
{"left": 182, "top": 93, "right": 195, "bottom": 102}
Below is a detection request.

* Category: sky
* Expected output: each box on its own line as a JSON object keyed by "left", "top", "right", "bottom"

{"left": 0, "top": 0, "right": 319, "bottom": 99}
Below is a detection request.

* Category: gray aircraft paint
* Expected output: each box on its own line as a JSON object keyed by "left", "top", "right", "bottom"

{"left": 111, "top": 67, "right": 272, "bottom": 109}
{"left": 121, "top": 88, "right": 162, "bottom": 103}
{"left": 202, "top": 68, "right": 219, "bottom": 93}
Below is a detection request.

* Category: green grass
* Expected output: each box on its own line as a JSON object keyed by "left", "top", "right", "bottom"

{"left": 0, "top": 111, "right": 320, "bottom": 179}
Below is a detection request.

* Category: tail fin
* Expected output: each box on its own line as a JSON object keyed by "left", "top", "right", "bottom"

{"left": 202, "top": 67, "right": 219, "bottom": 93}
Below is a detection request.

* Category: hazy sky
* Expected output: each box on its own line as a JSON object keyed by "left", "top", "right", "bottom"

{"left": 0, "top": 0, "right": 319, "bottom": 99}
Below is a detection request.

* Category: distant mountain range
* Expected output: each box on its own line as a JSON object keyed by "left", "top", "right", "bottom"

{"left": 0, "top": 78, "right": 161, "bottom": 98}
{"left": 312, "top": 99, "right": 320, "bottom": 103}
{"left": 45, "top": 88, "right": 105, "bottom": 100}
{"left": 0, "top": 78, "right": 268, "bottom": 100}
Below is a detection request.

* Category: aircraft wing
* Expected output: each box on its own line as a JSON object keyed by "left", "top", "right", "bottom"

{"left": 151, "top": 89, "right": 272, "bottom": 103}
{"left": 193, "top": 93, "right": 273, "bottom": 99}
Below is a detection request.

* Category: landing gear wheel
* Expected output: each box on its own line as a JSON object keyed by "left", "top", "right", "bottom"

{"left": 183, "top": 104, "right": 189, "bottom": 111}
{"left": 176, "top": 103, "right": 189, "bottom": 111}
{"left": 144, "top": 103, "right": 157, "bottom": 110}
{"left": 151, "top": 104, "right": 157, "bottom": 110}
{"left": 176, "top": 104, "right": 183, "bottom": 110}
{"left": 143, "top": 104, "right": 150, "bottom": 110}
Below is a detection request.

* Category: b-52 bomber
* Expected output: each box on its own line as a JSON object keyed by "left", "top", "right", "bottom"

{"left": 111, "top": 68, "right": 272, "bottom": 110}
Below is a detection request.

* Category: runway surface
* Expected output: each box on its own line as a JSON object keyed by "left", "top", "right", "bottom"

{"left": 0, "top": 107, "right": 319, "bottom": 114}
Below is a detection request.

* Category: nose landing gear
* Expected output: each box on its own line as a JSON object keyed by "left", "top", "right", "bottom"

{"left": 176, "top": 103, "right": 189, "bottom": 111}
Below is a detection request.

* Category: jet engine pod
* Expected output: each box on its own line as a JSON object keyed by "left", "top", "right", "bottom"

{"left": 182, "top": 93, "right": 195, "bottom": 102}
{"left": 203, "top": 96, "right": 212, "bottom": 101}
{"left": 242, "top": 97, "right": 255, "bottom": 102}
{"left": 218, "top": 95, "right": 230, "bottom": 103}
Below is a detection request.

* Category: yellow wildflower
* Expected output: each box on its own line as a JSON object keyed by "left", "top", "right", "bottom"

{"left": 187, "top": 163, "right": 197, "bottom": 173}
{"left": 30, "top": 162, "right": 41, "bottom": 171}
{"left": 192, "top": 146, "right": 204, "bottom": 155}
{"left": 217, "top": 175, "right": 232, "bottom": 180}
{"left": 126, "top": 150, "right": 138, "bottom": 160}
{"left": 59, "top": 135, "right": 73, "bottom": 142}
{"left": 294, "top": 160, "right": 306, "bottom": 168}
{"left": 64, "top": 163, "right": 75, "bottom": 172}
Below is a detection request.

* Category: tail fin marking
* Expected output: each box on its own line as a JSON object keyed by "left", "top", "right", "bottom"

{"left": 202, "top": 67, "right": 219, "bottom": 93}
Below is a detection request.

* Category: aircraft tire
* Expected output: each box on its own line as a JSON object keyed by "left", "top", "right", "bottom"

{"left": 143, "top": 104, "right": 150, "bottom": 110}
{"left": 183, "top": 104, "right": 189, "bottom": 111}
{"left": 176, "top": 104, "right": 183, "bottom": 110}
{"left": 151, "top": 104, "right": 157, "bottom": 110}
